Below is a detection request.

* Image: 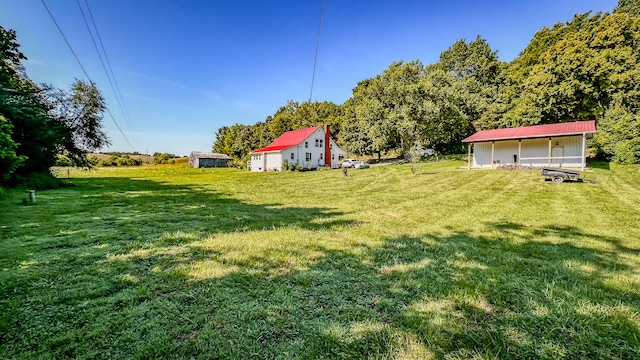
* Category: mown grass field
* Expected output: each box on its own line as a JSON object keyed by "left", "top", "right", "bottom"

{"left": 1, "top": 161, "right": 639, "bottom": 359}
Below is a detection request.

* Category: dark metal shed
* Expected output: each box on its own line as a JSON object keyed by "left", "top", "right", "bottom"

{"left": 188, "top": 151, "right": 231, "bottom": 168}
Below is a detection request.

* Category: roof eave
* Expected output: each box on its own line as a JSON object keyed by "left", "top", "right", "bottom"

{"left": 251, "top": 145, "right": 296, "bottom": 154}
{"left": 463, "top": 130, "right": 596, "bottom": 143}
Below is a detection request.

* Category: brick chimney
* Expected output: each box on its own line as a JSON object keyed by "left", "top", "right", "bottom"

{"left": 324, "top": 124, "right": 331, "bottom": 167}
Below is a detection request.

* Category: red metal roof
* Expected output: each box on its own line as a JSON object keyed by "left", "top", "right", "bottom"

{"left": 252, "top": 126, "right": 322, "bottom": 153}
{"left": 462, "top": 120, "right": 596, "bottom": 143}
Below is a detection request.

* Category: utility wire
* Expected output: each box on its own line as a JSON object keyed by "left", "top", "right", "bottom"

{"left": 41, "top": 0, "right": 136, "bottom": 153}
{"left": 309, "top": 0, "right": 325, "bottom": 102}
{"left": 82, "top": 1, "right": 136, "bottom": 134}
{"left": 76, "top": 0, "right": 139, "bottom": 146}
{"left": 41, "top": 0, "right": 91, "bottom": 80}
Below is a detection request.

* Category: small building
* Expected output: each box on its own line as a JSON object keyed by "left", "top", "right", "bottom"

{"left": 249, "top": 124, "right": 347, "bottom": 172}
{"left": 188, "top": 151, "right": 231, "bottom": 168}
{"left": 462, "top": 120, "right": 597, "bottom": 170}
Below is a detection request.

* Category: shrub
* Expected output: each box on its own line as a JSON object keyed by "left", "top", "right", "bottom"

{"left": 612, "top": 138, "right": 640, "bottom": 164}
{"left": 153, "top": 153, "right": 177, "bottom": 164}
{"left": 97, "top": 155, "right": 142, "bottom": 167}
{"left": 15, "top": 172, "right": 61, "bottom": 190}
{"left": 295, "top": 164, "right": 303, "bottom": 171}
{"left": 54, "top": 155, "right": 74, "bottom": 167}
{"left": 87, "top": 156, "right": 99, "bottom": 166}
{"left": 116, "top": 157, "right": 143, "bottom": 166}
{"left": 97, "top": 156, "right": 118, "bottom": 167}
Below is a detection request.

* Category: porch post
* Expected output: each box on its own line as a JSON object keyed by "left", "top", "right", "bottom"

{"left": 581, "top": 133, "right": 586, "bottom": 171}
{"left": 518, "top": 140, "right": 522, "bottom": 165}
{"left": 491, "top": 141, "right": 495, "bottom": 168}
{"left": 467, "top": 143, "right": 471, "bottom": 169}
{"left": 548, "top": 137, "right": 552, "bottom": 166}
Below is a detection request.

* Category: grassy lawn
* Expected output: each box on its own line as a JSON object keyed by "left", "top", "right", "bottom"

{"left": 1, "top": 161, "right": 639, "bottom": 359}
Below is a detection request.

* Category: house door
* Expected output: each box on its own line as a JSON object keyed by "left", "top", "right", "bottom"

{"left": 551, "top": 146, "right": 564, "bottom": 165}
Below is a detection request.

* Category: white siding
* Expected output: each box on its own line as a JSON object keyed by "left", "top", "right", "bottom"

{"left": 329, "top": 139, "right": 347, "bottom": 168}
{"left": 472, "top": 135, "right": 585, "bottom": 168}
{"left": 281, "top": 149, "right": 297, "bottom": 167}
{"left": 250, "top": 153, "right": 265, "bottom": 172}
{"left": 250, "top": 127, "right": 349, "bottom": 171}
{"left": 472, "top": 142, "right": 493, "bottom": 168}
{"left": 494, "top": 140, "right": 519, "bottom": 166}
{"left": 307, "top": 128, "right": 326, "bottom": 168}
{"left": 520, "top": 138, "right": 549, "bottom": 166}
{"left": 265, "top": 153, "right": 282, "bottom": 171}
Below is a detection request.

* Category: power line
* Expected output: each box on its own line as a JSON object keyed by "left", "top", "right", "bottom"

{"left": 309, "top": 0, "right": 325, "bottom": 102}
{"left": 76, "top": 0, "right": 138, "bottom": 145}
{"left": 41, "top": 0, "right": 91, "bottom": 80}
{"left": 82, "top": 1, "right": 136, "bottom": 135}
{"left": 40, "top": 0, "right": 137, "bottom": 153}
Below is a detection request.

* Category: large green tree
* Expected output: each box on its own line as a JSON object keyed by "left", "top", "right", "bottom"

{"left": 500, "top": 11, "right": 640, "bottom": 162}
{"left": 345, "top": 61, "right": 425, "bottom": 159}
{"left": 42, "top": 80, "right": 110, "bottom": 167}
{"left": 0, "top": 115, "right": 24, "bottom": 181}
{"left": 342, "top": 59, "right": 476, "bottom": 161}
{"left": 341, "top": 78, "right": 394, "bottom": 158}
{"left": 268, "top": 100, "right": 343, "bottom": 139}
{"left": 1, "top": 26, "right": 110, "bottom": 185}
{"left": 427, "top": 36, "right": 503, "bottom": 134}
{"left": 616, "top": 0, "right": 640, "bottom": 16}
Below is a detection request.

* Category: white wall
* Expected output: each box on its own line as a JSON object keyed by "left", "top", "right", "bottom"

{"left": 249, "top": 153, "right": 264, "bottom": 172}
{"left": 250, "top": 128, "right": 349, "bottom": 171}
{"left": 283, "top": 128, "right": 347, "bottom": 168}
{"left": 329, "top": 139, "right": 347, "bottom": 168}
{"left": 265, "top": 153, "right": 282, "bottom": 171}
{"left": 473, "top": 135, "right": 584, "bottom": 168}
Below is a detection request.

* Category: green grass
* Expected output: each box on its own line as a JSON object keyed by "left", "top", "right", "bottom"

{"left": 1, "top": 161, "right": 639, "bottom": 359}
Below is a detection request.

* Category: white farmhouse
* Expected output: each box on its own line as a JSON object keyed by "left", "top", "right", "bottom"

{"left": 249, "top": 125, "right": 347, "bottom": 172}
{"left": 462, "top": 120, "right": 597, "bottom": 170}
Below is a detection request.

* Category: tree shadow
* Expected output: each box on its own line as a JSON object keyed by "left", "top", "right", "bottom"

{"left": 587, "top": 160, "right": 610, "bottom": 170}
{"left": 63, "top": 177, "right": 359, "bottom": 236}
{"left": 3, "top": 178, "right": 639, "bottom": 359}
{"left": 81, "top": 221, "right": 637, "bottom": 358}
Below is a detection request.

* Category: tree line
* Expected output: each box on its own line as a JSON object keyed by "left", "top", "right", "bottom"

{"left": 214, "top": 1, "right": 640, "bottom": 167}
{"left": 1, "top": 26, "right": 109, "bottom": 188}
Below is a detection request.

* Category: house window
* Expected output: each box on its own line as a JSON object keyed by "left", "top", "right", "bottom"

{"left": 320, "top": 139, "right": 323, "bottom": 148}
{"left": 305, "top": 141, "right": 308, "bottom": 148}
{"left": 290, "top": 153, "right": 294, "bottom": 160}
{"left": 332, "top": 154, "right": 335, "bottom": 160}
{"left": 319, "top": 153, "right": 323, "bottom": 160}
{"left": 330, "top": 143, "right": 332, "bottom": 149}
{"left": 305, "top": 152, "right": 312, "bottom": 162}
{"left": 315, "top": 139, "right": 319, "bottom": 147}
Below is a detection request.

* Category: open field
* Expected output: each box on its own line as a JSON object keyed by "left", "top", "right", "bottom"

{"left": 86, "top": 154, "right": 189, "bottom": 166}
{"left": 1, "top": 161, "right": 639, "bottom": 359}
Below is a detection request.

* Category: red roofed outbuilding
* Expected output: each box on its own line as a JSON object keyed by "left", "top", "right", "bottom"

{"left": 249, "top": 125, "right": 347, "bottom": 172}
{"left": 462, "top": 120, "right": 596, "bottom": 170}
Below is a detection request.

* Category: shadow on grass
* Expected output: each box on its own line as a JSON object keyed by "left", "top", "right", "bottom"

{"left": 587, "top": 160, "right": 610, "bottom": 170}
{"left": 287, "top": 228, "right": 640, "bottom": 359}
{"left": 2, "top": 177, "right": 639, "bottom": 359}
{"left": 109, "top": 222, "right": 635, "bottom": 359}
{"left": 67, "top": 176, "right": 358, "bottom": 235}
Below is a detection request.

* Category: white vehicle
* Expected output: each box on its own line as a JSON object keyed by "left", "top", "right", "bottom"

{"left": 341, "top": 159, "right": 359, "bottom": 168}
{"left": 342, "top": 159, "right": 369, "bottom": 169}
{"left": 422, "top": 148, "right": 435, "bottom": 157}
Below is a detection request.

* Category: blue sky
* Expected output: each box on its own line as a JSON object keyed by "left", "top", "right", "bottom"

{"left": 0, "top": 0, "right": 618, "bottom": 156}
